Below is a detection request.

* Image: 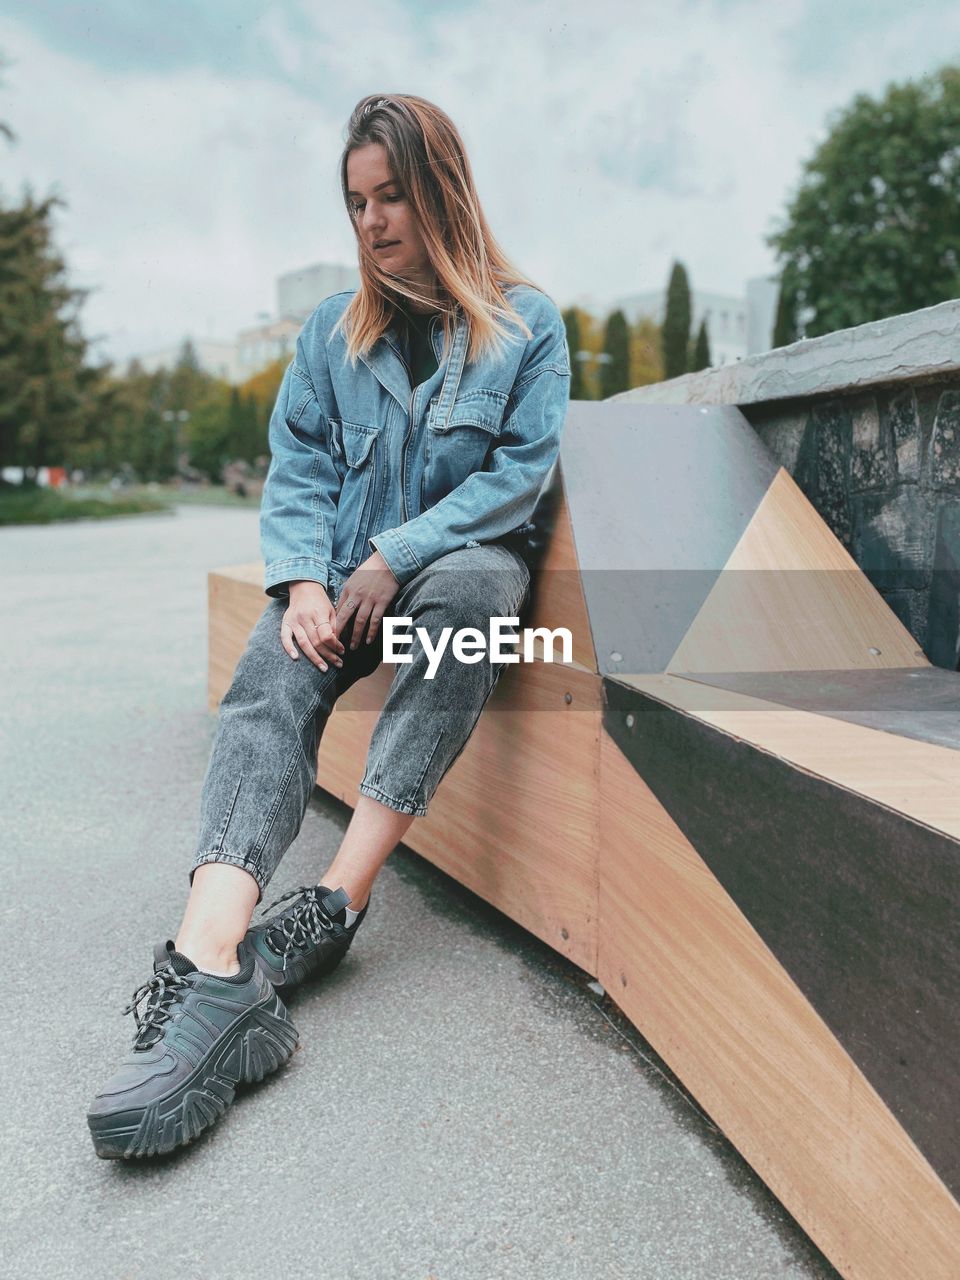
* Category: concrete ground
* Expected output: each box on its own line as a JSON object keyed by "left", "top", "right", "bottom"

{"left": 0, "top": 504, "right": 840, "bottom": 1280}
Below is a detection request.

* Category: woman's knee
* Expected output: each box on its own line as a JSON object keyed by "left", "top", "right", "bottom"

{"left": 221, "top": 601, "right": 333, "bottom": 716}
{"left": 400, "top": 551, "right": 529, "bottom": 633}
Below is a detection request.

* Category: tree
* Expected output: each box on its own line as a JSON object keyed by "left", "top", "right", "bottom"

{"left": 662, "top": 261, "right": 692, "bottom": 379}
{"left": 241, "top": 357, "right": 286, "bottom": 418}
{"left": 767, "top": 65, "right": 960, "bottom": 338}
{"left": 771, "top": 263, "right": 800, "bottom": 347}
{"left": 562, "top": 306, "right": 604, "bottom": 399}
{"left": 221, "top": 385, "right": 264, "bottom": 465}
{"left": 562, "top": 308, "right": 586, "bottom": 399}
{"left": 628, "top": 315, "right": 663, "bottom": 387}
{"left": 238, "top": 358, "right": 284, "bottom": 461}
{"left": 241, "top": 392, "right": 264, "bottom": 463}
{"left": 690, "top": 318, "right": 711, "bottom": 371}
{"left": 0, "top": 191, "right": 96, "bottom": 468}
{"left": 186, "top": 382, "right": 232, "bottom": 480}
{"left": 600, "top": 308, "right": 631, "bottom": 397}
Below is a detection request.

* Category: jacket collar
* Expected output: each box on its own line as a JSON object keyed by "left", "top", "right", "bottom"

{"left": 358, "top": 306, "right": 469, "bottom": 420}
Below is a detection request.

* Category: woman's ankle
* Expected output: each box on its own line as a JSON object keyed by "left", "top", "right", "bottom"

{"left": 174, "top": 934, "right": 241, "bottom": 975}
{"left": 320, "top": 878, "right": 369, "bottom": 912}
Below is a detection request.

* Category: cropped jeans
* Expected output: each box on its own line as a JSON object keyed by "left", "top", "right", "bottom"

{"left": 190, "top": 543, "right": 530, "bottom": 903}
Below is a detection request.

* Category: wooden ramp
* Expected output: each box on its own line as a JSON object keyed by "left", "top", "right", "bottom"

{"left": 208, "top": 401, "right": 960, "bottom": 1279}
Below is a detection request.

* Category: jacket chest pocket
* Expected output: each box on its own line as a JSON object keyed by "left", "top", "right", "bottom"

{"left": 422, "top": 389, "right": 508, "bottom": 504}
{"left": 331, "top": 418, "right": 380, "bottom": 469}
{"left": 330, "top": 419, "right": 382, "bottom": 565}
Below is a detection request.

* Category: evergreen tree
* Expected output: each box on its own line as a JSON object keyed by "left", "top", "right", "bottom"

{"left": 600, "top": 309, "right": 631, "bottom": 398}
{"left": 0, "top": 191, "right": 95, "bottom": 468}
{"left": 662, "top": 261, "right": 692, "bottom": 379}
{"left": 562, "top": 307, "right": 585, "bottom": 399}
{"left": 690, "top": 318, "right": 711, "bottom": 371}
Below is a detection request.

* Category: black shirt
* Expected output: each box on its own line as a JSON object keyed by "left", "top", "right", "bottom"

{"left": 396, "top": 305, "right": 440, "bottom": 389}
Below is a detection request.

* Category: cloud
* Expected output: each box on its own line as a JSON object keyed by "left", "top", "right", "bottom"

{"left": 1, "top": 1, "right": 958, "bottom": 364}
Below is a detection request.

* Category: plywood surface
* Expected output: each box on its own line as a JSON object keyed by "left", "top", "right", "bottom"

{"left": 618, "top": 673, "right": 960, "bottom": 838}
{"left": 524, "top": 489, "right": 596, "bottom": 672}
{"left": 668, "top": 468, "right": 927, "bottom": 673}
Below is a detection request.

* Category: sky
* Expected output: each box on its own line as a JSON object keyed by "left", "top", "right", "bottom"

{"left": 1, "top": 0, "right": 959, "bottom": 368}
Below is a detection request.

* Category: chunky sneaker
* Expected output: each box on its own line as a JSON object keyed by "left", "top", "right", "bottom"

{"left": 87, "top": 938, "right": 299, "bottom": 1159}
{"left": 244, "top": 883, "right": 370, "bottom": 991}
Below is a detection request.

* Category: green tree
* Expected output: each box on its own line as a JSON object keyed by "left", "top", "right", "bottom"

{"left": 241, "top": 392, "right": 264, "bottom": 462}
{"left": 0, "top": 191, "right": 96, "bottom": 468}
{"left": 186, "top": 382, "right": 232, "bottom": 480}
{"left": 772, "top": 263, "right": 800, "bottom": 347}
{"left": 767, "top": 65, "right": 960, "bottom": 338}
{"left": 562, "top": 307, "right": 586, "bottom": 399}
{"left": 629, "top": 315, "right": 663, "bottom": 387}
{"left": 600, "top": 308, "right": 631, "bottom": 397}
{"left": 690, "top": 318, "right": 711, "bottom": 371}
{"left": 662, "top": 261, "right": 692, "bottom": 379}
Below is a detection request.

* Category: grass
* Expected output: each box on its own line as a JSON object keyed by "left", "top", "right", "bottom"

{"left": 0, "top": 482, "right": 259, "bottom": 526}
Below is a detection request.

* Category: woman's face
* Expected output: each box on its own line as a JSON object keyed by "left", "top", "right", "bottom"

{"left": 346, "top": 142, "right": 434, "bottom": 292}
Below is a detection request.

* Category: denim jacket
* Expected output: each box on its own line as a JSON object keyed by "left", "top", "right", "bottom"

{"left": 259, "top": 283, "right": 571, "bottom": 599}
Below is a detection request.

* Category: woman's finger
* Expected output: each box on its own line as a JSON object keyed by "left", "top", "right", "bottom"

{"left": 280, "top": 618, "right": 299, "bottom": 660}
{"left": 350, "top": 602, "right": 373, "bottom": 649}
{"left": 293, "top": 623, "right": 329, "bottom": 672}
{"left": 335, "top": 594, "right": 357, "bottom": 627}
{"left": 312, "top": 617, "right": 344, "bottom": 664}
{"left": 365, "top": 609, "right": 385, "bottom": 644}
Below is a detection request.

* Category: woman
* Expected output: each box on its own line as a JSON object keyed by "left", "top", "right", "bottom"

{"left": 87, "top": 93, "right": 571, "bottom": 1159}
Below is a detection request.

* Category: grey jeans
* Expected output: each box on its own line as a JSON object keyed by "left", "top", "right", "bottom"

{"left": 190, "top": 543, "right": 530, "bottom": 902}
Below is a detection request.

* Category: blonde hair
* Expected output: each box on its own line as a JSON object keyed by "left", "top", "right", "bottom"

{"left": 335, "top": 93, "right": 541, "bottom": 366}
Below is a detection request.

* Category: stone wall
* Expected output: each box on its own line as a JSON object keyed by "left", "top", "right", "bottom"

{"left": 613, "top": 299, "right": 960, "bottom": 669}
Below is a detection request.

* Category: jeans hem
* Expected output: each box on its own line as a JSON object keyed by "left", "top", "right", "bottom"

{"left": 357, "top": 783, "right": 428, "bottom": 818}
{"left": 190, "top": 851, "right": 266, "bottom": 904}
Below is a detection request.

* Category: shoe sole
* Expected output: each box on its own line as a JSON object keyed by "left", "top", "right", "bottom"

{"left": 87, "top": 992, "right": 298, "bottom": 1160}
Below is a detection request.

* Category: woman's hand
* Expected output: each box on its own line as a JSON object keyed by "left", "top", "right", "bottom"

{"left": 281, "top": 582, "right": 345, "bottom": 671}
{"left": 335, "top": 549, "right": 400, "bottom": 649}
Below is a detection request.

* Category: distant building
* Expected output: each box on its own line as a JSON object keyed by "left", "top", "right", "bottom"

{"left": 611, "top": 273, "right": 784, "bottom": 366}
{"left": 745, "top": 274, "right": 781, "bottom": 355}
{"left": 135, "top": 339, "right": 241, "bottom": 383}
{"left": 276, "top": 261, "right": 360, "bottom": 321}
{"left": 235, "top": 316, "right": 303, "bottom": 383}
{"left": 615, "top": 288, "right": 748, "bottom": 366}
{"left": 232, "top": 262, "right": 362, "bottom": 381}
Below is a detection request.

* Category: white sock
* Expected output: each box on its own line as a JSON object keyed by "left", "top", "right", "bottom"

{"left": 343, "top": 904, "right": 362, "bottom": 928}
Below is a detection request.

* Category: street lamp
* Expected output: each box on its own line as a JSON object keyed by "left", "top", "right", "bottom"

{"left": 162, "top": 409, "right": 191, "bottom": 475}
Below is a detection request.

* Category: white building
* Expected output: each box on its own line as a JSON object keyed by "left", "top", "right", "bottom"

{"left": 234, "top": 262, "right": 362, "bottom": 380}
{"left": 615, "top": 288, "right": 748, "bottom": 366}
{"left": 745, "top": 274, "right": 781, "bottom": 355}
{"left": 611, "top": 273, "right": 784, "bottom": 366}
{"left": 235, "top": 317, "right": 303, "bottom": 382}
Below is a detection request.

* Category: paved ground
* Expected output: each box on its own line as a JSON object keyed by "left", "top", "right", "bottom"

{"left": 0, "top": 504, "right": 840, "bottom": 1280}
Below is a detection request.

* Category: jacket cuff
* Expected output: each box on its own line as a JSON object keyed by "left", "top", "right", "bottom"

{"left": 369, "top": 530, "right": 422, "bottom": 586}
{"left": 263, "top": 557, "right": 329, "bottom": 598}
